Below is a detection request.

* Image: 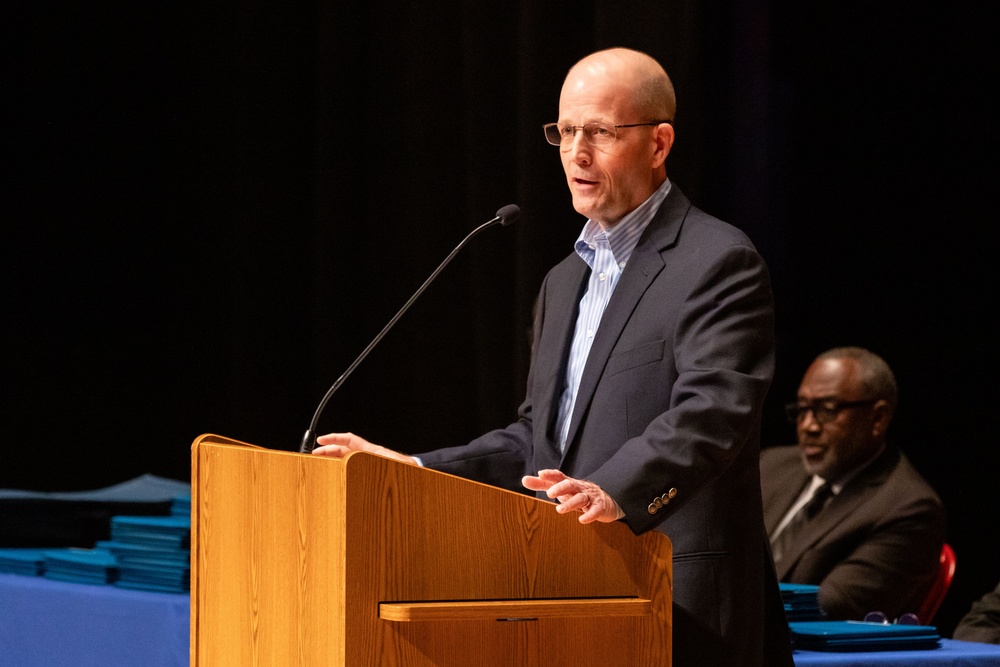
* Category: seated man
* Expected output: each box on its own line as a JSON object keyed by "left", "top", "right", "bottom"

{"left": 954, "top": 579, "right": 1000, "bottom": 644}
{"left": 761, "top": 346, "right": 946, "bottom": 620}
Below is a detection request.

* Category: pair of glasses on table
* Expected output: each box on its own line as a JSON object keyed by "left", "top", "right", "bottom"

{"left": 863, "top": 611, "right": 922, "bottom": 625}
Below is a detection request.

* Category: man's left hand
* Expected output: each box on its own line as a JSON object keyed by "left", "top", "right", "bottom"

{"left": 522, "top": 469, "right": 625, "bottom": 524}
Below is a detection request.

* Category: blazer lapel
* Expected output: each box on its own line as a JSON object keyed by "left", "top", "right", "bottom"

{"left": 766, "top": 469, "right": 813, "bottom": 536}
{"left": 776, "top": 448, "right": 900, "bottom": 579}
{"left": 532, "top": 256, "right": 589, "bottom": 466}
{"left": 777, "top": 489, "right": 861, "bottom": 579}
{"left": 561, "top": 187, "right": 688, "bottom": 458}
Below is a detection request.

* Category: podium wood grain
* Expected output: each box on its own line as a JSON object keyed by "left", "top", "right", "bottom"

{"left": 191, "top": 434, "right": 672, "bottom": 666}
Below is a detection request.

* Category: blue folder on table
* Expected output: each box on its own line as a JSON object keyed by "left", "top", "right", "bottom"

{"left": 780, "top": 582, "right": 824, "bottom": 621}
{"left": 42, "top": 548, "right": 119, "bottom": 585}
{"left": 0, "top": 549, "right": 47, "bottom": 576}
{"left": 104, "top": 514, "right": 191, "bottom": 593}
{"left": 789, "top": 620, "right": 941, "bottom": 651}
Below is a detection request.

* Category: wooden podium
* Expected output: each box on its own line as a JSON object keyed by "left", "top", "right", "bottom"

{"left": 191, "top": 434, "right": 672, "bottom": 666}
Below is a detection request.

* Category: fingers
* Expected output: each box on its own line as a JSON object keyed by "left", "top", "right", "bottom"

{"left": 555, "top": 490, "right": 592, "bottom": 515}
{"left": 311, "top": 433, "right": 417, "bottom": 465}
{"left": 312, "top": 432, "right": 368, "bottom": 458}
{"left": 521, "top": 471, "right": 624, "bottom": 524}
{"left": 521, "top": 468, "right": 566, "bottom": 491}
{"left": 545, "top": 477, "right": 587, "bottom": 502}
{"left": 316, "top": 432, "right": 370, "bottom": 448}
{"left": 311, "top": 443, "right": 354, "bottom": 458}
{"left": 575, "top": 492, "right": 608, "bottom": 524}
{"left": 572, "top": 488, "right": 626, "bottom": 524}
{"left": 536, "top": 469, "right": 567, "bottom": 482}
{"left": 522, "top": 469, "right": 584, "bottom": 501}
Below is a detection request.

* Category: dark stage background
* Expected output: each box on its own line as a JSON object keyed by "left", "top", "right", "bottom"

{"left": 3, "top": 1, "right": 996, "bottom": 637}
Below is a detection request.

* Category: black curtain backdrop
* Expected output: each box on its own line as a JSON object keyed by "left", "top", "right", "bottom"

{"left": 3, "top": 1, "right": 996, "bottom": 636}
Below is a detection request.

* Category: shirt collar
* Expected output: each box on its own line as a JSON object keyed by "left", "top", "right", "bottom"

{"left": 574, "top": 178, "right": 672, "bottom": 268}
{"left": 817, "top": 443, "right": 888, "bottom": 494}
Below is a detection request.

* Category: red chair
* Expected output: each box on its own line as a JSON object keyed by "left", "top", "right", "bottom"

{"left": 917, "top": 543, "right": 956, "bottom": 624}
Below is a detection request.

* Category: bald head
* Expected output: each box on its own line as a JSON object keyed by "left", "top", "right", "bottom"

{"left": 564, "top": 48, "right": 676, "bottom": 124}
{"left": 815, "top": 346, "right": 898, "bottom": 413}
{"left": 554, "top": 47, "right": 676, "bottom": 227}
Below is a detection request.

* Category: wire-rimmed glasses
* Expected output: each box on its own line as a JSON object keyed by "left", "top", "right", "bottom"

{"left": 542, "top": 120, "right": 671, "bottom": 148}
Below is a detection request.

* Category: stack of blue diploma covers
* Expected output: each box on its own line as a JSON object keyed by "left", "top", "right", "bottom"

{"left": 779, "top": 582, "right": 824, "bottom": 622}
{"left": 0, "top": 480, "right": 191, "bottom": 593}
{"left": 43, "top": 547, "right": 119, "bottom": 585}
{"left": 98, "top": 494, "right": 191, "bottom": 593}
{"left": 0, "top": 549, "right": 47, "bottom": 576}
{"left": 789, "top": 620, "right": 941, "bottom": 651}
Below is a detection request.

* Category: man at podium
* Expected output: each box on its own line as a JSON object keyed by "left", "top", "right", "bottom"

{"left": 313, "top": 47, "right": 793, "bottom": 667}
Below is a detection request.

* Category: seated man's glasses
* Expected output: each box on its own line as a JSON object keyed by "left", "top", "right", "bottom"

{"left": 785, "top": 399, "right": 878, "bottom": 425}
{"left": 543, "top": 120, "right": 671, "bottom": 148}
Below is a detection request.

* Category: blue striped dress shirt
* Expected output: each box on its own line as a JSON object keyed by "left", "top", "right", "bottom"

{"left": 554, "top": 179, "right": 673, "bottom": 451}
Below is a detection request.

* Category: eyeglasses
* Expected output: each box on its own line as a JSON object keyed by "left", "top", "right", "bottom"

{"left": 784, "top": 399, "right": 878, "bottom": 425}
{"left": 543, "top": 120, "right": 672, "bottom": 148}
{"left": 864, "top": 611, "right": 921, "bottom": 625}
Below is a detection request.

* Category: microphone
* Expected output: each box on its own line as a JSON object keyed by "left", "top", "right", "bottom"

{"left": 299, "top": 204, "right": 522, "bottom": 453}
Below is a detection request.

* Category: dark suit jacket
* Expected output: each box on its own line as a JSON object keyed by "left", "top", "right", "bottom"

{"left": 419, "top": 184, "right": 793, "bottom": 667}
{"left": 954, "top": 580, "right": 1000, "bottom": 644}
{"left": 761, "top": 444, "right": 946, "bottom": 620}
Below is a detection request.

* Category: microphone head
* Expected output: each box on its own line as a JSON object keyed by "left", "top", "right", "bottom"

{"left": 495, "top": 204, "right": 521, "bottom": 226}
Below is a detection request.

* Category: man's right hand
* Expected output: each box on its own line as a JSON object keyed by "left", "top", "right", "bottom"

{"left": 312, "top": 432, "right": 417, "bottom": 465}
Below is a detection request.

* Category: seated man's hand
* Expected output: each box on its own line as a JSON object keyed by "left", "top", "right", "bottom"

{"left": 312, "top": 432, "right": 417, "bottom": 465}
{"left": 522, "top": 469, "right": 625, "bottom": 524}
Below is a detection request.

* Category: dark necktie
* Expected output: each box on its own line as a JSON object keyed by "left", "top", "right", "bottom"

{"left": 771, "top": 482, "right": 833, "bottom": 567}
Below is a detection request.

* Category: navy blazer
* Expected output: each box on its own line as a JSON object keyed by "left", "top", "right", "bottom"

{"left": 419, "top": 184, "right": 792, "bottom": 667}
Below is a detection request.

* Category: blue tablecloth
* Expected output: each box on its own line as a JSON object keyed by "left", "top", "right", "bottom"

{"left": 795, "top": 638, "right": 1000, "bottom": 666}
{"left": 0, "top": 573, "right": 188, "bottom": 667}
{"left": 3, "top": 571, "right": 1000, "bottom": 667}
